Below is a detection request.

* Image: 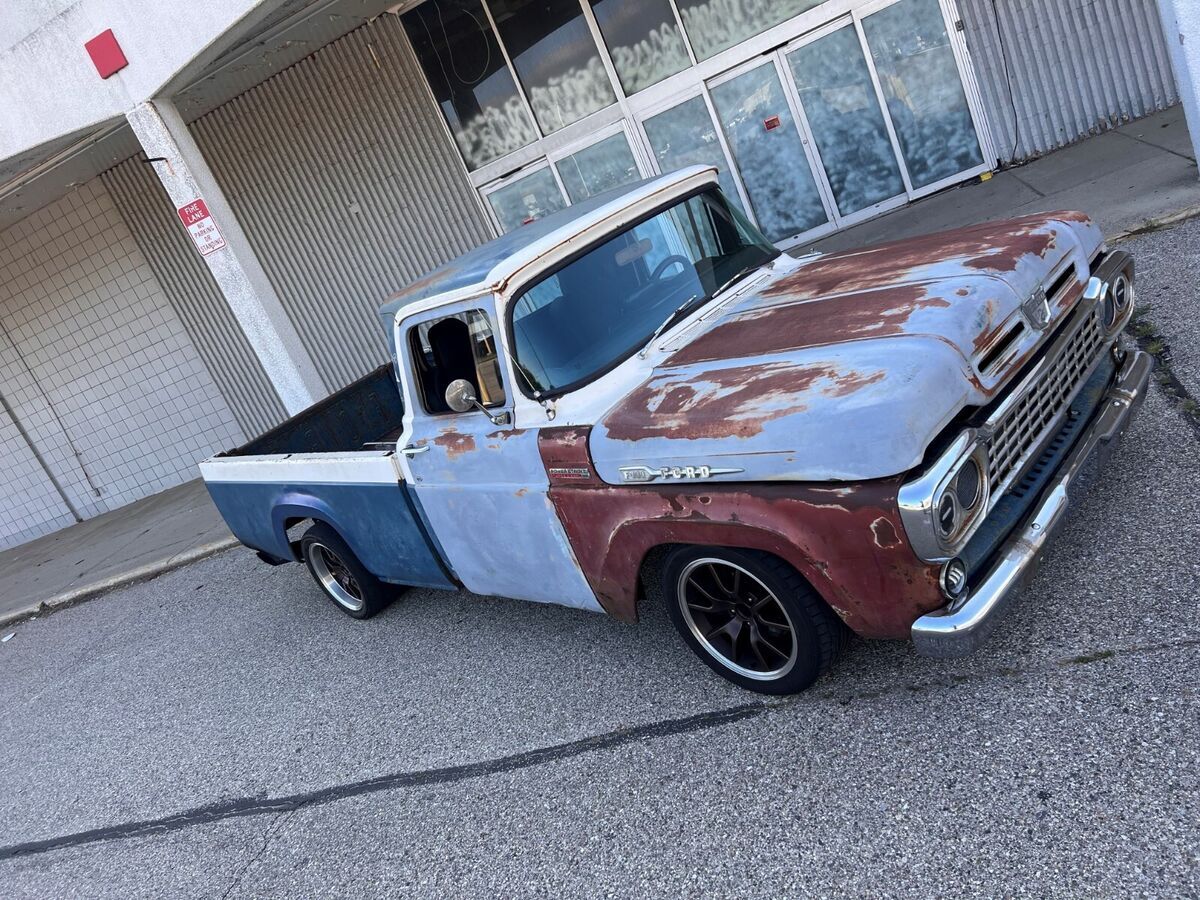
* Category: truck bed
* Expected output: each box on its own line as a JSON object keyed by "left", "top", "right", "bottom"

{"left": 222, "top": 364, "right": 405, "bottom": 457}
{"left": 199, "top": 364, "right": 455, "bottom": 591}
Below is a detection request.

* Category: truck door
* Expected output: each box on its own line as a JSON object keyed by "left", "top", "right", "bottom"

{"left": 395, "top": 298, "right": 601, "bottom": 611}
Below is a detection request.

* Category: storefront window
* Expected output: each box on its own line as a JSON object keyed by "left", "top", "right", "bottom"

{"left": 675, "top": 0, "right": 823, "bottom": 61}
{"left": 642, "top": 96, "right": 744, "bottom": 214}
{"left": 786, "top": 26, "right": 905, "bottom": 215}
{"left": 710, "top": 63, "right": 828, "bottom": 241}
{"left": 486, "top": 167, "right": 567, "bottom": 231}
{"left": 588, "top": 0, "right": 691, "bottom": 95}
{"left": 556, "top": 132, "right": 642, "bottom": 202}
{"left": 862, "top": 0, "right": 983, "bottom": 188}
{"left": 403, "top": 0, "right": 538, "bottom": 170}
{"left": 487, "top": 0, "right": 616, "bottom": 134}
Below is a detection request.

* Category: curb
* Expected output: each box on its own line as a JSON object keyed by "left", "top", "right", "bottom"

{"left": 0, "top": 536, "right": 240, "bottom": 630}
{"left": 1109, "top": 204, "right": 1200, "bottom": 244}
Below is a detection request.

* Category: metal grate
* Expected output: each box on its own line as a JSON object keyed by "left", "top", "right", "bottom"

{"left": 988, "top": 310, "right": 1104, "bottom": 496}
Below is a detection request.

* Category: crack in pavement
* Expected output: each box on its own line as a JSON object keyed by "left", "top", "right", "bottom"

{"left": 2, "top": 636, "right": 1196, "bottom": 865}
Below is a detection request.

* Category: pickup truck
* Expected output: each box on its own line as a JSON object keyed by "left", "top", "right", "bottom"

{"left": 201, "top": 165, "right": 1152, "bottom": 694}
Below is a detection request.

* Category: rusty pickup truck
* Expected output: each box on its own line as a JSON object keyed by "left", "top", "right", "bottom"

{"left": 201, "top": 165, "right": 1151, "bottom": 694}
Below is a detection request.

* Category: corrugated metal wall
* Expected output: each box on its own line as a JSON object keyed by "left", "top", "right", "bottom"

{"left": 103, "top": 13, "right": 492, "bottom": 430}
{"left": 189, "top": 14, "right": 493, "bottom": 393}
{"left": 961, "top": 0, "right": 1179, "bottom": 164}
{"left": 103, "top": 160, "right": 288, "bottom": 438}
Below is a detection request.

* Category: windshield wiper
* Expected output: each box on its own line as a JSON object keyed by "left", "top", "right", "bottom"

{"left": 708, "top": 262, "right": 762, "bottom": 306}
{"left": 637, "top": 293, "right": 703, "bottom": 359}
{"left": 635, "top": 262, "right": 764, "bottom": 360}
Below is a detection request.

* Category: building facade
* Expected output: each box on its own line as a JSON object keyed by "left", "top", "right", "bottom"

{"left": 0, "top": 0, "right": 1186, "bottom": 548}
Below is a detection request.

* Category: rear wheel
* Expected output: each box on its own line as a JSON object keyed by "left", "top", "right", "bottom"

{"left": 663, "top": 546, "right": 848, "bottom": 694}
{"left": 301, "top": 522, "right": 398, "bottom": 619}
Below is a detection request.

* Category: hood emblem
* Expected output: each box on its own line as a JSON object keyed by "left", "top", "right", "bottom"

{"left": 620, "top": 465, "right": 744, "bottom": 483}
{"left": 1022, "top": 287, "right": 1052, "bottom": 330}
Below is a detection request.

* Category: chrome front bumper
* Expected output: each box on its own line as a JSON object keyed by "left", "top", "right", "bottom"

{"left": 911, "top": 347, "right": 1154, "bottom": 658}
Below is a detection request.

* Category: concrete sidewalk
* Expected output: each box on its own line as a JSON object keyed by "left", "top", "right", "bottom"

{"left": 810, "top": 104, "right": 1200, "bottom": 254}
{"left": 0, "top": 104, "right": 1196, "bottom": 630}
{"left": 0, "top": 479, "right": 235, "bottom": 626}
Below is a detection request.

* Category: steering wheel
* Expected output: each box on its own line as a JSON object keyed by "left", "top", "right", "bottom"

{"left": 650, "top": 255, "right": 690, "bottom": 281}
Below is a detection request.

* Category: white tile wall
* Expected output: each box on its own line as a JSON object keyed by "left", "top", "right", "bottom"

{"left": 0, "top": 178, "right": 246, "bottom": 550}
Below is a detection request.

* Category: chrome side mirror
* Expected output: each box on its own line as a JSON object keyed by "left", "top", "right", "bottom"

{"left": 444, "top": 378, "right": 478, "bottom": 413}
{"left": 444, "top": 378, "right": 510, "bottom": 426}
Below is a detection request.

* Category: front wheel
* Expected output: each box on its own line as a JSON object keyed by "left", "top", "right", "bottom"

{"left": 662, "top": 546, "right": 848, "bottom": 694}
{"left": 300, "top": 522, "right": 399, "bottom": 619}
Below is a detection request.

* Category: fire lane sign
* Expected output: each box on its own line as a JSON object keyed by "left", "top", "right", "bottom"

{"left": 177, "top": 199, "right": 227, "bottom": 256}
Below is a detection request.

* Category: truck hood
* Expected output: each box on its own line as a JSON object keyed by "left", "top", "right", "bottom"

{"left": 590, "top": 211, "right": 1104, "bottom": 484}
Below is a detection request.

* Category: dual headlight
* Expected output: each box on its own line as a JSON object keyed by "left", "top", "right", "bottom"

{"left": 898, "top": 434, "right": 990, "bottom": 564}
{"left": 1102, "top": 272, "right": 1132, "bottom": 330}
{"left": 934, "top": 453, "right": 984, "bottom": 541}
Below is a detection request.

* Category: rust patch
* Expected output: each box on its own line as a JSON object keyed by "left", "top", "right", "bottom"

{"left": 538, "top": 425, "right": 600, "bottom": 484}
{"left": 821, "top": 369, "right": 886, "bottom": 398}
{"left": 606, "top": 362, "right": 890, "bottom": 443}
{"left": 956, "top": 287, "right": 970, "bottom": 297}
{"left": 672, "top": 284, "right": 944, "bottom": 365}
{"left": 432, "top": 428, "right": 476, "bottom": 459}
{"left": 542, "top": 476, "right": 942, "bottom": 637}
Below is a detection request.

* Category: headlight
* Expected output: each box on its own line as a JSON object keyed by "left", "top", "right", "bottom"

{"left": 933, "top": 456, "right": 984, "bottom": 540}
{"left": 1104, "top": 272, "right": 1131, "bottom": 329}
{"left": 898, "top": 435, "right": 991, "bottom": 562}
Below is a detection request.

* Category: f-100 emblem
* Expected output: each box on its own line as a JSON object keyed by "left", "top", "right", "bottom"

{"left": 619, "top": 465, "right": 745, "bottom": 483}
{"left": 1022, "top": 286, "right": 1052, "bottom": 330}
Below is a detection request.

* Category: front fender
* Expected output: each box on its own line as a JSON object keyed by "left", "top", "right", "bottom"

{"left": 546, "top": 479, "right": 944, "bottom": 638}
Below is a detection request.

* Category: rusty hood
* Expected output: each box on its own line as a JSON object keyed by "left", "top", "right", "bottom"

{"left": 590, "top": 211, "right": 1104, "bottom": 484}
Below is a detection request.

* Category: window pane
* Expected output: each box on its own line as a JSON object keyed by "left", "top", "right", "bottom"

{"left": 588, "top": 0, "right": 690, "bottom": 94}
{"left": 786, "top": 26, "right": 905, "bottom": 215}
{"left": 643, "top": 95, "right": 745, "bottom": 215}
{"left": 486, "top": 167, "right": 567, "bottom": 232}
{"left": 411, "top": 310, "right": 505, "bottom": 413}
{"left": 862, "top": 0, "right": 983, "bottom": 188}
{"left": 511, "top": 189, "right": 777, "bottom": 394}
{"left": 556, "top": 132, "right": 641, "bottom": 203}
{"left": 676, "top": 0, "right": 823, "bottom": 61}
{"left": 488, "top": 0, "right": 616, "bottom": 134}
{"left": 710, "top": 63, "right": 828, "bottom": 241}
{"left": 403, "top": 0, "right": 537, "bottom": 170}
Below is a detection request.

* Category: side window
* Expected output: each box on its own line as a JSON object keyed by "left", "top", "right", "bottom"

{"left": 408, "top": 309, "right": 506, "bottom": 414}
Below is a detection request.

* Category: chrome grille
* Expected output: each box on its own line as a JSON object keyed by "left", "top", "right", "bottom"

{"left": 988, "top": 309, "right": 1105, "bottom": 495}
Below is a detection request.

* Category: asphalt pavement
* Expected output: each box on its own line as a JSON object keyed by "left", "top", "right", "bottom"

{"left": 2, "top": 230, "right": 1199, "bottom": 896}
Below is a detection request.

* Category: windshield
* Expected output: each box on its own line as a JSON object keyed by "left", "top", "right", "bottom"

{"left": 509, "top": 188, "right": 778, "bottom": 396}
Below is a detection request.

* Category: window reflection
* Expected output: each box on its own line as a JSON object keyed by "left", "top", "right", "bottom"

{"left": 557, "top": 132, "right": 641, "bottom": 202}
{"left": 675, "top": 0, "right": 823, "bottom": 60}
{"left": 486, "top": 167, "right": 567, "bottom": 231}
{"left": 488, "top": 0, "right": 616, "bottom": 134}
{"left": 403, "top": 0, "right": 538, "bottom": 170}
{"left": 786, "top": 26, "right": 905, "bottom": 215}
{"left": 863, "top": 0, "right": 983, "bottom": 188}
{"left": 642, "top": 96, "right": 745, "bottom": 215}
{"left": 588, "top": 0, "right": 690, "bottom": 95}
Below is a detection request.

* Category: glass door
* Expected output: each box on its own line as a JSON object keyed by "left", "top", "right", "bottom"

{"left": 858, "top": 0, "right": 988, "bottom": 195}
{"left": 548, "top": 123, "right": 645, "bottom": 203}
{"left": 707, "top": 57, "right": 833, "bottom": 243}
{"left": 481, "top": 162, "right": 568, "bottom": 232}
{"left": 782, "top": 20, "right": 908, "bottom": 221}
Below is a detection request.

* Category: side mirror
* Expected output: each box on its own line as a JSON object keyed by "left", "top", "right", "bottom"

{"left": 444, "top": 378, "right": 478, "bottom": 414}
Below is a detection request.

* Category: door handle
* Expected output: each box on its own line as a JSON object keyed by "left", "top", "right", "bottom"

{"left": 401, "top": 445, "right": 429, "bottom": 456}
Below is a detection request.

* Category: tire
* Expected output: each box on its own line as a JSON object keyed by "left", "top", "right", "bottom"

{"left": 662, "top": 546, "right": 849, "bottom": 695}
{"left": 300, "top": 522, "right": 398, "bottom": 620}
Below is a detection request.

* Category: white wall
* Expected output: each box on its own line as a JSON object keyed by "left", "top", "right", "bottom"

{"left": 0, "top": 177, "right": 244, "bottom": 549}
{"left": 0, "top": 0, "right": 281, "bottom": 166}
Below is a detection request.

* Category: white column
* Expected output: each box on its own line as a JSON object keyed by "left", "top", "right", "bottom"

{"left": 126, "top": 99, "right": 325, "bottom": 414}
{"left": 1159, "top": 0, "right": 1200, "bottom": 173}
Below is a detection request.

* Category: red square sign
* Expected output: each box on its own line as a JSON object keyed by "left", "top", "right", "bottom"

{"left": 84, "top": 30, "right": 128, "bottom": 79}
